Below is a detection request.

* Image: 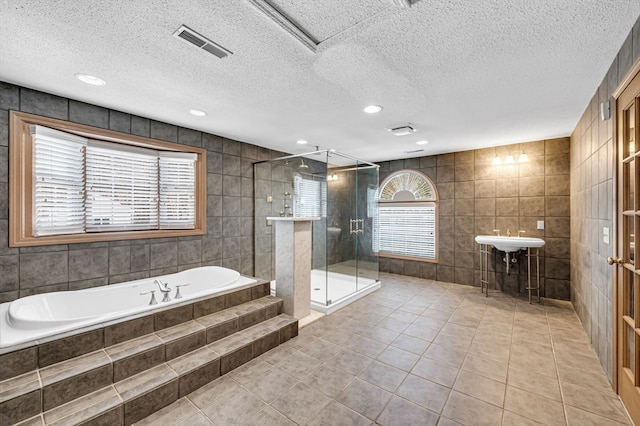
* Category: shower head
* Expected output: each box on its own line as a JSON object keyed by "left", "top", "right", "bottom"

{"left": 298, "top": 158, "right": 309, "bottom": 169}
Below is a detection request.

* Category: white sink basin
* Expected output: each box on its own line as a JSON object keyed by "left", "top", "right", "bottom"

{"left": 475, "top": 235, "right": 545, "bottom": 252}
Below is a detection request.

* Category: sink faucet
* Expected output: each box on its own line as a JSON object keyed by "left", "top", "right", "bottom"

{"left": 154, "top": 279, "right": 172, "bottom": 302}
{"left": 492, "top": 229, "right": 501, "bottom": 236}
{"left": 506, "top": 229, "right": 511, "bottom": 237}
{"left": 517, "top": 230, "right": 526, "bottom": 237}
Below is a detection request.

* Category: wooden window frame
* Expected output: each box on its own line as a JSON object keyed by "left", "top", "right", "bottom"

{"left": 9, "top": 111, "right": 207, "bottom": 247}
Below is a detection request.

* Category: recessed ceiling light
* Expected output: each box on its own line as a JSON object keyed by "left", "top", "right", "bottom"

{"left": 296, "top": 139, "right": 308, "bottom": 145}
{"left": 189, "top": 109, "right": 207, "bottom": 117}
{"left": 364, "top": 105, "right": 383, "bottom": 114}
{"left": 416, "top": 140, "right": 429, "bottom": 145}
{"left": 75, "top": 73, "right": 106, "bottom": 86}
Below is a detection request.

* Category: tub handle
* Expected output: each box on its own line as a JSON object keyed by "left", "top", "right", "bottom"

{"left": 175, "top": 284, "right": 190, "bottom": 299}
{"left": 140, "top": 290, "right": 158, "bottom": 305}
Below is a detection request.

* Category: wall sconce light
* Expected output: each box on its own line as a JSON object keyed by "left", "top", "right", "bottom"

{"left": 327, "top": 173, "right": 339, "bottom": 181}
{"left": 492, "top": 152, "right": 528, "bottom": 165}
{"left": 600, "top": 99, "right": 611, "bottom": 121}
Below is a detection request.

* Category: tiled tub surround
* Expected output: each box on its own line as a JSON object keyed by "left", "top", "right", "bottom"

{"left": 0, "top": 280, "right": 299, "bottom": 425}
{"left": 376, "top": 138, "right": 571, "bottom": 300}
{"left": 0, "top": 81, "right": 291, "bottom": 304}
{"left": 0, "top": 266, "right": 254, "bottom": 349}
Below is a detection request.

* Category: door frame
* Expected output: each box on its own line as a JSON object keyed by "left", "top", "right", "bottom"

{"left": 613, "top": 58, "right": 640, "bottom": 394}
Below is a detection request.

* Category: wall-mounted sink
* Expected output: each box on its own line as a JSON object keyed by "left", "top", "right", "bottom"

{"left": 475, "top": 235, "right": 545, "bottom": 252}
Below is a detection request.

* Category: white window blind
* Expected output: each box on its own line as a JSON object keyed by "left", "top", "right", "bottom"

{"left": 293, "top": 174, "right": 327, "bottom": 217}
{"left": 374, "top": 204, "right": 436, "bottom": 259}
{"left": 30, "top": 125, "right": 197, "bottom": 237}
{"left": 31, "top": 125, "right": 87, "bottom": 236}
{"left": 86, "top": 140, "right": 159, "bottom": 232}
{"left": 159, "top": 152, "right": 197, "bottom": 229}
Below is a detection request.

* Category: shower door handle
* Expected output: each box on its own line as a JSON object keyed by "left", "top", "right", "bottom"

{"left": 350, "top": 218, "right": 365, "bottom": 234}
{"left": 358, "top": 218, "right": 364, "bottom": 234}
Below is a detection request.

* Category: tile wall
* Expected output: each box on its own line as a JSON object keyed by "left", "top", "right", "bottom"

{"left": 570, "top": 17, "right": 640, "bottom": 381}
{"left": 376, "top": 138, "right": 571, "bottom": 300}
{"left": 0, "top": 82, "right": 282, "bottom": 302}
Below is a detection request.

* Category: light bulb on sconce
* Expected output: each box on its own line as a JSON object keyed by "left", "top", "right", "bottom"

{"left": 492, "top": 156, "right": 502, "bottom": 166}
{"left": 493, "top": 152, "right": 529, "bottom": 166}
{"left": 504, "top": 154, "right": 515, "bottom": 164}
{"left": 518, "top": 152, "right": 529, "bottom": 163}
{"left": 327, "top": 173, "right": 339, "bottom": 181}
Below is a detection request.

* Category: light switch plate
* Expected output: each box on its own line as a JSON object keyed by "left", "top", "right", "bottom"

{"left": 603, "top": 227, "right": 610, "bottom": 245}
{"left": 537, "top": 220, "right": 544, "bottom": 230}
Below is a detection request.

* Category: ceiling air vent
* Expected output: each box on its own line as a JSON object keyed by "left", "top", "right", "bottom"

{"left": 404, "top": 149, "right": 424, "bottom": 154}
{"left": 388, "top": 125, "right": 416, "bottom": 136}
{"left": 173, "top": 25, "right": 233, "bottom": 59}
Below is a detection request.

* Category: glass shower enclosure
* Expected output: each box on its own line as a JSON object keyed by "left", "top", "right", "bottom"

{"left": 254, "top": 149, "right": 380, "bottom": 313}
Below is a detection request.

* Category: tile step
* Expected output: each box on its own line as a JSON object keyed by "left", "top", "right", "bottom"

{"left": 0, "top": 299, "right": 294, "bottom": 425}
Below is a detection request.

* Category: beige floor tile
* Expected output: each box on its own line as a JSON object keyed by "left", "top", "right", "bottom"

{"left": 564, "top": 404, "right": 631, "bottom": 426}
{"left": 187, "top": 375, "right": 240, "bottom": 409}
{"left": 507, "top": 366, "right": 562, "bottom": 401}
{"left": 453, "top": 369, "right": 505, "bottom": 407}
{"left": 329, "top": 349, "right": 374, "bottom": 375}
{"left": 275, "top": 350, "right": 323, "bottom": 380}
{"left": 561, "top": 381, "right": 630, "bottom": 424}
{"left": 243, "top": 366, "right": 298, "bottom": 403}
{"left": 336, "top": 378, "right": 392, "bottom": 421}
{"left": 241, "top": 406, "right": 296, "bottom": 426}
{"left": 271, "top": 382, "right": 331, "bottom": 425}
{"left": 177, "top": 412, "right": 214, "bottom": 426}
{"left": 411, "top": 357, "right": 459, "bottom": 388}
{"left": 391, "top": 334, "right": 430, "bottom": 355}
{"left": 358, "top": 360, "right": 408, "bottom": 392}
{"left": 461, "top": 353, "right": 508, "bottom": 383}
{"left": 377, "top": 346, "right": 420, "bottom": 372}
{"left": 502, "top": 410, "right": 546, "bottom": 425}
{"left": 396, "top": 374, "right": 450, "bottom": 413}
{"left": 228, "top": 358, "right": 271, "bottom": 385}
{"left": 424, "top": 343, "right": 468, "bottom": 368}
{"left": 504, "top": 385, "right": 566, "bottom": 425}
{"left": 377, "top": 396, "right": 439, "bottom": 426}
{"left": 303, "top": 363, "right": 356, "bottom": 397}
{"left": 200, "top": 386, "right": 265, "bottom": 426}
{"left": 442, "top": 390, "right": 504, "bottom": 426}
{"left": 135, "top": 397, "right": 198, "bottom": 425}
{"left": 308, "top": 401, "right": 372, "bottom": 426}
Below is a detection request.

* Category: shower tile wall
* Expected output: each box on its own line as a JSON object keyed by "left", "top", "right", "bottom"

{"left": 0, "top": 82, "right": 280, "bottom": 303}
{"left": 570, "top": 16, "right": 640, "bottom": 381}
{"left": 377, "top": 138, "right": 571, "bottom": 300}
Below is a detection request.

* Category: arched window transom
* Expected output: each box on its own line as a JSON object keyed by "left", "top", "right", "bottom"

{"left": 374, "top": 170, "right": 438, "bottom": 262}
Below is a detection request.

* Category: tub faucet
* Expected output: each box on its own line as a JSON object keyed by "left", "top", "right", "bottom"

{"left": 154, "top": 279, "right": 172, "bottom": 302}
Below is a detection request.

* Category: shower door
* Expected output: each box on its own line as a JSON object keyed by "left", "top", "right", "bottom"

{"left": 326, "top": 159, "right": 378, "bottom": 303}
{"left": 354, "top": 162, "right": 379, "bottom": 287}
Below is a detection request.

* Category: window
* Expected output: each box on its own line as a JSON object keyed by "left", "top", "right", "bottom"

{"left": 10, "top": 111, "right": 206, "bottom": 246}
{"left": 373, "top": 170, "right": 438, "bottom": 262}
{"left": 293, "top": 173, "right": 327, "bottom": 217}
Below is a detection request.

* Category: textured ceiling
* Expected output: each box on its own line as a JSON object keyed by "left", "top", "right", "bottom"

{"left": 0, "top": 0, "right": 639, "bottom": 163}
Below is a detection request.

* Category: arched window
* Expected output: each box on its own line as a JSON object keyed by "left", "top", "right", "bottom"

{"left": 374, "top": 170, "right": 438, "bottom": 262}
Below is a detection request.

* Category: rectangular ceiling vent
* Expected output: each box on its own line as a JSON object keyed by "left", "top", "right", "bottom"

{"left": 388, "top": 125, "right": 416, "bottom": 136}
{"left": 404, "top": 149, "right": 425, "bottom": 154}
{"left": 173, "top": 25, "right": 233, "bottom": 59}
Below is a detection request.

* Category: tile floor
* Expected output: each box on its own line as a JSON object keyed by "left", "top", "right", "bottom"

{"left": 135, "top": 273, "right": 632, "bottom": 425}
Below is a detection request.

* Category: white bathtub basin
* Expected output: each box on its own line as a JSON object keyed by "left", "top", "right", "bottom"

{"left": 475, "top": 235, "right": 545, "bottom": 252}
{"left": 1, "top": 266, "right": 256, "bottom": 350}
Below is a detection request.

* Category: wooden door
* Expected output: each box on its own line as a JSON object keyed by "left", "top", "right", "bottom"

{"left": 616, "top": 68, "right": 640, "bottom": 423}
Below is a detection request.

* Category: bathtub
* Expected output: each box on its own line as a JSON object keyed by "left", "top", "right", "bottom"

{"left": 0, "top": 266, "right": 257, "bottom": 351}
